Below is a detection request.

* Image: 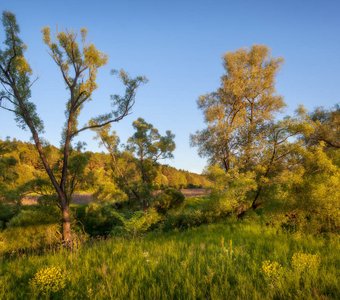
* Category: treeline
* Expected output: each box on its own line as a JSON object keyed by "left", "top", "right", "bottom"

{"left": 0, "top": 138, "right": 210, "bottom": 202}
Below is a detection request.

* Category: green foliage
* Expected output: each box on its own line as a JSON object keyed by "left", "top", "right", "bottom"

{"left": 205, "top": 165, "right": 257, "bottom": 213}
{"left": 164, "top": 208, "right": 207, "bottom": 230}
{"left": 127, "top": 118, "right": 176, "bottom": 165}
{"left": 152, "top": 188, "right": 185, "bottom": 214}
{"left": 0, "top": 206, "right": 62, "bottom": 255}
{"left": 82, "top": 203, "right": 125, "bottom": 236}
{"left": 0, "top": 203, "right": 18, "bottom": 229}
{"left": 123, "top": 208, "right": 163, "bottom": 237}
{"left": 191, "top": 45, "right": 285, "bottom": 171}
{"left": 301, "top": 104, "right": 340, "bottom": 148}
{"left": 93, "top": 182, "right": 127, "bottom": 203}
{"left": 266, "top": 143, "right": 340, "bottom": 233}
{"left": 0, "top": 224, "right": 61, "bottom": 255}
{"left": 0, "top": 11, "right": 44, "bottom": 132}
{"left": 124, "top": 118, "right": 176, "bottom": 207}
{"left": 7, "top": 206, "right": 60, "bottom": 227}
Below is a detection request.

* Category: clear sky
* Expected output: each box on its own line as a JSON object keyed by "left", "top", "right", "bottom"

{"left": 1, "top": 0, "right": 339, "bottom": 173}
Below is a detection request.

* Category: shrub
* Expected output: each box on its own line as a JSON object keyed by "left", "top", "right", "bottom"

{"left": 123, "top": 208, "right": 163, "bottom": 236}
{"left": 83, "top": 203, "right": 125, "bottom": 236}
{"left": 152, "top": 188, "right": 185, "bottom": 213}
{"left": 163, "top": 209, "right": 206, "bottom": 231}
{"left": 7, "top": 206, "right": 60, "bottom": 227}
{"left": 0, "top": 204, "right": 18, "bottom": 229}
{"left": 0, "top": 224, "right": 61, "bottom": 254}
{"left": 203, "top": 194, "right": 235, "bottom": 219}
{"left": 93, "top": 182, "right": 128, "bottom": 204}
{"left": 280, "top": 211, "right": 307, "bottom": 233}
{"left": 0, "top": 206, "right": 65, "bottom": 254}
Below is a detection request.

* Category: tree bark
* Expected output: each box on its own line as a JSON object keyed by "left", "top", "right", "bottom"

{"left": 61, "top": 203, "right": 72, "bottom": 247}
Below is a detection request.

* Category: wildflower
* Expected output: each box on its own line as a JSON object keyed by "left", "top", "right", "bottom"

{"left": 30, "top": 266, "right": 66, "bottom": 294}
{"left": 291, "top": 252, "right": 320, "bottom": 274}
{"left": 261, "top": 260, "right": 283, "bottom": 285}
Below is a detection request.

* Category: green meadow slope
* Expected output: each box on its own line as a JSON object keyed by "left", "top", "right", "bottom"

{"left": 1, "top": 220, "right": 339, "bottom": 300}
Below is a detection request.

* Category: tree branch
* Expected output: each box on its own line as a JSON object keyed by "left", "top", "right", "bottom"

{"left": 71, "top": 111, "right": 132, "bottom": 138}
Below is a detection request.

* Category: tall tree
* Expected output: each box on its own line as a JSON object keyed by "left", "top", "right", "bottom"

{"left": 93, "top": 119, "right": 176, "bottom": 209}
{"left": 0, "top": 11, "right": 146, "bottom": 245}
{"left": 93, "top": 124, "right": 141, "bottom": 201}
{"left": 191, "top": 45, "right": 285, "bottom": 172}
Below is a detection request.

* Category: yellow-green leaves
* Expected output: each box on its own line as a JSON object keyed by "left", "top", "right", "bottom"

{"left": 84, "top": 44, "right": 108, "bottom": 67}
{"left": 42, "top": 26, "right": 51, "bottom": 45}
{"left": 42, "top": 26, "right": 108, "bottom": 97}
{"left": 15, "top": 55, "right": 32, "bottom": 75}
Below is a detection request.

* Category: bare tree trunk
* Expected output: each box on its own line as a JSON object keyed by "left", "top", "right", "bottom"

{"left": 61, "top": 203, "right": 72, "bottom": 246}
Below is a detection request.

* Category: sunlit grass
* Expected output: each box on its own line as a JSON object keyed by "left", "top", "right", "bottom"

{"left": 0, "top": 220, "right": 339, "bottom": 299}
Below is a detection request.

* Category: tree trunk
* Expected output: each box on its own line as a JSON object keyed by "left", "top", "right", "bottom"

{"left": 251, "top": 187, "right": 262, "bottom": 209}
{"left": 61, "top": 203, "right": 72, "bottom": 247}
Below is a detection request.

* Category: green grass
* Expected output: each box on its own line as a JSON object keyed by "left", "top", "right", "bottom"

{"left": 0, "top": 220, "right": 339, "bottom": 299}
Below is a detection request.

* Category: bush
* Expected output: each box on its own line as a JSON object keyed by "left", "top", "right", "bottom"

{"left": 0, "top": 206, "right": 61, "bottom": 254}
{"left": 0, "top": 224, "right": 61, "bottom": 254}
{"left": 0, "top": 204, "right": 18, "bottom": 229}
{"left": 0, "top": 206, "right": 88, "bottom": 254}
{"left": 152, "top": 188, "right": 185, "bottom": 214}
{"left": 163, "top": 209, "right": 206, "bottom": 231}
{"left": 93, "top": 182, "right": 128, "bottom": 204}
{"left": 163, "top": 193, "right": 237, "bottom": 231}
{"left": 122, "top": 208, "right": 163, "bottom": 236}
{"left": 83, "top": 203, "right": 125, "bottom": 236}
{"left": 203, "top": 194, "right": 236, "bottom": 219}
{"left": 7, "top": 206, "right": 60, "bottom": 227}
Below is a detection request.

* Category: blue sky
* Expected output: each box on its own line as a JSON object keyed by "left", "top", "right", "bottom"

{"left": 1, "top": 0, "right": 339, "bottom": 173}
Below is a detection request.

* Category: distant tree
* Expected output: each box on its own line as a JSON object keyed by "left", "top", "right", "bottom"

{"left": 127, "top": 118, "right": 175, "bottom": 209}
{"left": 93, "top": 124, "right": 140, "bottom": 200}
{"left": 0, "top": 11, "right": 146, "bottom": 246}
{"left": 191, "top": 45, "right": 285, "bottom": 172}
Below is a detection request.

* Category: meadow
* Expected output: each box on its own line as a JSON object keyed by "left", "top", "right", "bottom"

{"left": 1, "top": 215, "right": 339, "bottom": 300}
{"left": 0, "top": 9, "right": 339, "bottom": 300}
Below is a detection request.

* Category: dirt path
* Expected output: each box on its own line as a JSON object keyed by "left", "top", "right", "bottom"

{"left": 22, "top": 189, "right": 210, "bottom": 205}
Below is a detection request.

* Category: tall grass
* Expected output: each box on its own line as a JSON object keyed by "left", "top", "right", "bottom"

{"left": 0, "top": 220, "right": 339, "bottom": 299}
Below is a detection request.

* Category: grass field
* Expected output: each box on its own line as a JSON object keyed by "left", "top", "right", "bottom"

{"left": 1, "top": 219, "right": 339, "bottom": 299}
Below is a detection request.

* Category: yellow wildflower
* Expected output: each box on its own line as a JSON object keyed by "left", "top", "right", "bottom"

{"left": 30, "top": 266, "right": 66, "bottom": 294}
